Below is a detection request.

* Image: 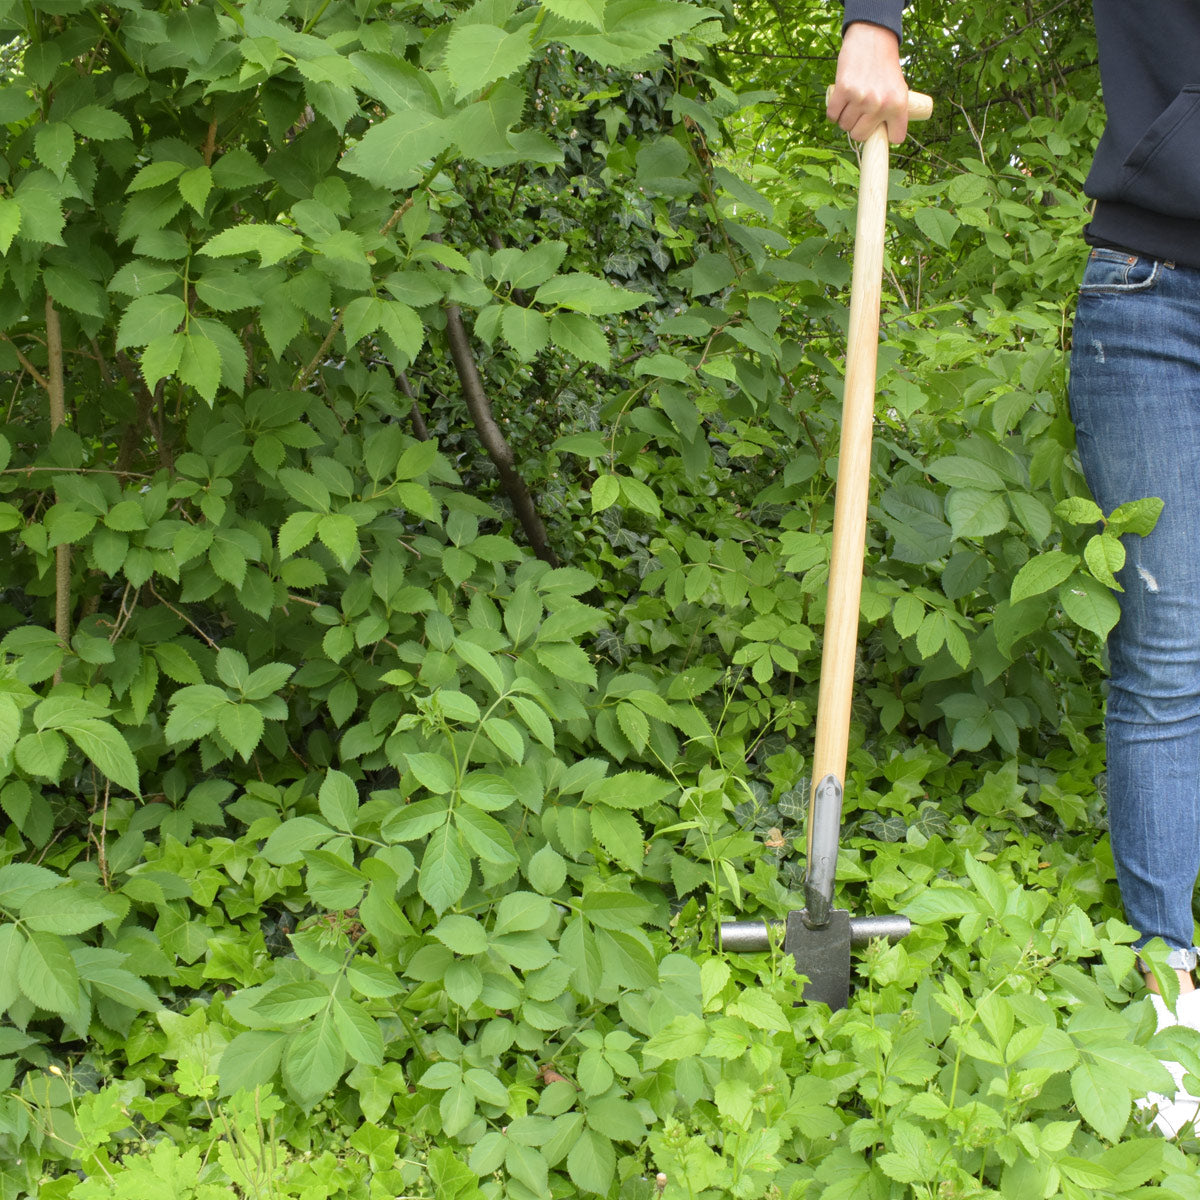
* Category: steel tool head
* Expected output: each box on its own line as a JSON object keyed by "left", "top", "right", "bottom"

{"left": 786, "top": 908, "right": 852, "bottom": 1010}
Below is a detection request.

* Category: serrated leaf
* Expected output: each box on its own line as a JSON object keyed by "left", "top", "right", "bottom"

{"left": 914, "top": 205, "right": 960, "bottom": 248}
{"left": 201, "top": 224, "right": 302, "bottom": 267}
{"left": 219, "top": 1031, "right": 286, "bottom": 1096}
{"left": 117, "top": 294, "right": 187, "bottom": 350}
{"left": 591, "top": 805, "right": 644, "bottom": 871}
{"left": 35, "top": 122, "right": 74, "bottom": 180}
{"left": 341, "top": 111, "right": 452, "bottom": 189}
{"left": 419, "top": 824, "right": 471, "bottom": 914}
{"left": 319, "top": 769, "right": 359, "bottom": 831}
{"left": 60, "top": 719, "right": 140, "bottom": 794}
{"left": 283, "top": 1013, "right": 345, "bottom": 1106}
{"left": 567, "top": 1128, "right": 616, "bottom": 1196}
{"left": 535, "top": 272, "right": 650, "bottom": 315}
{"left": 1059, "top": 575, "right": 1121, "bottom": 639}
{"left": 1010, "top": 550, "right": 1079, "bottom": 603}
{"left": 17, "top": 930, "right": 78, "bottom": 1014}
{"left": 550, "top": 312, "right": 611, "bottom": 366}
{"left": 444, "top": 23, "right": 534, "bottom": 99}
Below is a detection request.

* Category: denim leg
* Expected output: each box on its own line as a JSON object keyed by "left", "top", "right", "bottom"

{"left": 1069, "top": 249, "right": 1200, "bottom": 968}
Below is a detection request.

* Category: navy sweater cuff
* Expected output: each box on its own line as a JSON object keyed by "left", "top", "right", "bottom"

{"left": 841, "top": 1, "right": 904, "bottom": 40}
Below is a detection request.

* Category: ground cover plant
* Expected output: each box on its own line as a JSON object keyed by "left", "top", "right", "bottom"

{"left": 0, "top": 0, "right": 1197, "bottom": 1196}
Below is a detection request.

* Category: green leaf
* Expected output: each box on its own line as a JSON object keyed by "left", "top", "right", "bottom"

{"left": 1055, "top": 496, "right": 1104, "bottom": 526}
{"left": 444, "top": 23, "right": 534, "bottom": 99}
{"left": 1071, "top": 1058, "right": 1130, "bottom": 1141}
{"left": 319, "top": 769, "right": 359, "bottom": 832}
{"left": 0, "top": 924, "right": 25, "bottom": 1012}
{"left": 17, "top": 930, "right": 79, "bottom": 1014}
{"left": 406, "top": 751, "right": 456, "bottom": 795}
{"left": 318, "top": 513, "right": 359, "bottom": 569}
{"left": 494, "top": 891, "right": 552, "bottom": 936}
{"left": 217, "top": 702, "right": 264, "bottom": 761}
{"left": 1059, "top": 574, "right": 1121, "bottom": 639}
{"left": 62, "top": 719, "right": 141, "bottom": 794}
{"left": 591, "top": 474, "right": 620, "bottom": 513}
{"left": 419, "top": 824, "right": 471, "bottom": 914}
{"left": 456, "top": 805, "right": 517, "bottom": 865}
{"left": 263, "top": 816, "right": 332, "bottom": 865}
{"left": 44, "top": 266, "right": 106, "bottom": 318}
{"left": 500, "top": 305, "right": 550, "bottom": 360}
{"left": 0, "top": 197, "right": 20, "bottom": 254}
{"left": 541, "top": 0, "right": 606, "bottom": 28}
{"left": 535, "top": 272, "right": 651, "bottom": 315}
{"left": 432, "top": 914, "right": 488, "bottom": 956}
{"left": 21, "top": 884, "right": 125, "bottom": 935}
{"left": 945, "top": 488, "right": 1008, "bottom": 540}
{"left": 201, "top": 224, "right": 302, "bottom": 267}
{"left": 34, "top": 122, "right": 74, "bottom": 180}
{"left": 914, "top": 205, "right": 961, "bottom": 248}
{"left": 177, "top": 328, "right": 223, "bottom": 403}
{"left": 550, "top": 312, "right": 611, "bottom": 366}
{"left": 219, "top": 1031, "right": 286, "bottom": 1097}
{"left": 283, "top": 1013, "right": 345, "bottom": 1106}
{"left": 1084, "top": 531, "right": 1125, "bottom": 589}
{"left": 591, "top": 805, "right": 644, "bottom": 871}
{"left": 340, "top": 111, "right": 452, "bottom": 189}
{"left": 68, "top": 104, "right": 132, "bottom": 141}
{"left": 1010, "top": 550, "right": 1079, "bottom": 603}
{"left": 331, "top": 995, "right": 383, "bottom": 1067}
{"left": 567, "top": 1127, "right": 616, "bottom": 1195}
{"left": 117, "top": 294, "right": 187, "bottom": 349}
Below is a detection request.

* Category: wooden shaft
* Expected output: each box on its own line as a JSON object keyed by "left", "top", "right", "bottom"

{"left": 807, "top": 123, "right": 891, "bottom": 852}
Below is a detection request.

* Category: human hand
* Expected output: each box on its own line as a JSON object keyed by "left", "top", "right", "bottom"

{"left": 827, "top": 21, "right": 909, "bottom": 145}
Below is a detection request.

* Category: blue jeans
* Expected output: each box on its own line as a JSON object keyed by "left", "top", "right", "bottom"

{"left": 1069, "top": 246, "right": 1200, "bottom": 973}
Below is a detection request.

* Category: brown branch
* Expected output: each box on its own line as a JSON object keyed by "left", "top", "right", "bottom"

{"left": 115, "top": 350, "right": 173, "bottom": 470}
{"left": 148, "top": 582, "right": 220, "bottom": 650}
{"left": 46, "top": 297, "right": 70, "bottom": 672}
{"left": 443, "top": 302, "right": 558, "bottom": 566}
{"left": 397, "top": 371, "right": 430, "bottom": 441}
{"left": 295, "top": 313, "right": 343, "bottom": 391}
{"left": 1, "top": 334, "right": 50, "bottom": 391}
{"left": 202, "top": 114, "right": 218, "bottom": 167}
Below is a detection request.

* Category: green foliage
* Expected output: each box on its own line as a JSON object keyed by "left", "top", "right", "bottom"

{"left": 0, "top": 0, "right": 1185, "bottom": 1196}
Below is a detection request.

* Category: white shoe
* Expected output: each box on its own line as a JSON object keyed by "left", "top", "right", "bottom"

{"left": 1136, "top": 993, "right": 1200, "bottom": 1137}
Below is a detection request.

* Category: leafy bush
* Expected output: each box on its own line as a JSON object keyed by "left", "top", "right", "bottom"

{"left": 0, "top": 0, "right": 1193, "bottom": 1197}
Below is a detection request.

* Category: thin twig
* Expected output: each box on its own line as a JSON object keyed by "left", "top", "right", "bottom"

{"left": 148, "top": 582, "right": 220, "bottom": 650}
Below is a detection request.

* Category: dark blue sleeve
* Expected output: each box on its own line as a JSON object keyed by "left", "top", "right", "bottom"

{"left": 841, "top": 1, "right": 907, "bottom": 40}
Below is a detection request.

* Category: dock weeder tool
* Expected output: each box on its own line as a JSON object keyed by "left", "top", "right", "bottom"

{"left": 718, "top": 89, "right": 934, "bottom": 1011}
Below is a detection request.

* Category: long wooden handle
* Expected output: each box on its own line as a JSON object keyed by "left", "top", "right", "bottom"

{"left": 807, "top": 93, "right": 933, "bottom": 859}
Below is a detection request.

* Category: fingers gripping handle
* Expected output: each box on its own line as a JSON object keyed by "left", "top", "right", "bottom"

{"left": 823, "top": 87, "right": 934, "bottom": 124}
